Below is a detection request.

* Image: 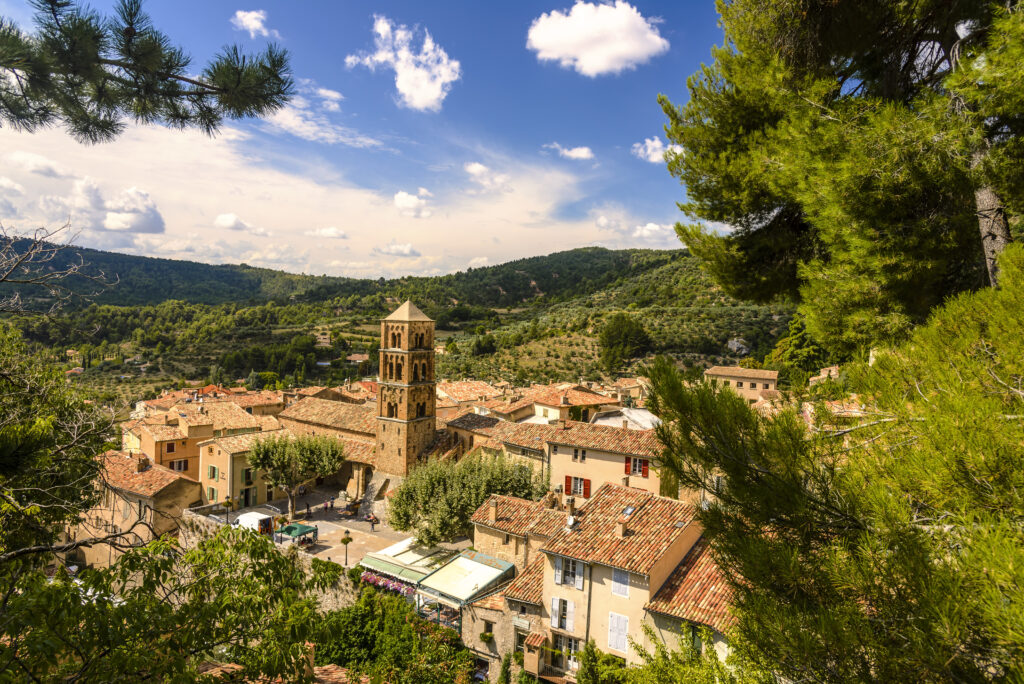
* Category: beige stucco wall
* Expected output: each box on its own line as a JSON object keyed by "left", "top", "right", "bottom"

{"left": 549, "top": 446, "right": 662, "bottom": 500}
{"left": 645, "top": 611, "right": 730, "bottom": 662}
{"left": 587, "top": 563, "right": 652, "bottom": 664}
{"left": 705, "top": 370, "right": 776, "bottom": 402}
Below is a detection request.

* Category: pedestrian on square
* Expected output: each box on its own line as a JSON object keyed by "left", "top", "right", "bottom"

{"left": 330, "top": 496, "right": 335, "bottom": 510}
{"left": 305, "top": 502, "right": 310, "bottom": 517}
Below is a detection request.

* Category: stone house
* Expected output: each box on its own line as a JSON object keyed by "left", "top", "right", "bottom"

{"left": 703, "top": 366, "right": 779, "bottom": 403}
{"left": 197, "top": 429, "right": 290, "bottom": 507}
{"left": 67, "top": 450, "right": 201, "bottom": 568}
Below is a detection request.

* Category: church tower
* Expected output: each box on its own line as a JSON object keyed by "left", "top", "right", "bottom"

{"left": 376, "top": 301, "right": 436, "bottom": 476}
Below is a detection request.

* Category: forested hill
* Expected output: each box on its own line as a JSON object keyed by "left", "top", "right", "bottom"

{"left": 2, "top": 240, "right": 682, "bottom": 309}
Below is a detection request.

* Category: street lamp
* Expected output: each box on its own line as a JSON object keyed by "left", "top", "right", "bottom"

{"left": 341, "top": 530, "right": 353, "bottom": 567}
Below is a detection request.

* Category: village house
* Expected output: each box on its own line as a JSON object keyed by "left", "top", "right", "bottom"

{"left": 66, "top": 450, "right": 201, "bottom": 568}
{"left": 220, "top": 389, "right": 286, "bottom": 416}
{"left": 468, "top": 493, "right": 564, "bottom": 569}
{"left": 436, "top": 380, "right": 503, "bottom": 412}
{"left": 121, "top": 401, "right": 263, "bottom": 478}
{"left": 703, "top": 366, "right": 779, "bottom": 403}
{"left": 197, "top": 429, "right": 289, "bottom": 507}
{"left": 283, "top": 385, "right": 344, "bottom": 405}
{"left": 528, "top": 384, "right": 617, "bottom": 423}
{"left": 463, "top": 485, "right": 733, "bottom": 681}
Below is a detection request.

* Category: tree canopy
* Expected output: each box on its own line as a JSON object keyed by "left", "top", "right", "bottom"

{"left": 661, "top": 1, "right": 1024, "bottom": 356}
{"left": 598, "top": 313, "right": 652, "bottom": 372}
{"left": 387, "top": 452, "right": 545, "bottom": 546}
{"left": 646, "top": 244, "right": 1024, "bottom": 681}
{"left": 248, "top": 434, "right": 345, "bottom": 517}
{"left": 0, "top": 0, "right": 292, "bottom": 142}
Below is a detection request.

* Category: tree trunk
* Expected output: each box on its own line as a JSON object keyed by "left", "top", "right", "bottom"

{"left": 287, "top": 490, "right": 295, "bottom": 520}
{"left": 973, "top": 151, "right": 1013, "bottom": 287}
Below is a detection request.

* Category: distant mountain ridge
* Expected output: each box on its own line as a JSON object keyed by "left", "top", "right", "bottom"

{"left": 2, "top": 240, "right": 686, "bottom": 309}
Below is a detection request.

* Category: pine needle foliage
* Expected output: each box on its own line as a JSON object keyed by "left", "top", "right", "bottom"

{"left": 0, "top": 0, "right": 292, "bottom": 142}
{"left": 646, "top": 245, "right": 1024, "bottom": 682}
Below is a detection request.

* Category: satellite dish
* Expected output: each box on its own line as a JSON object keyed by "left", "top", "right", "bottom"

{"left": 566, "top": 515, "right": 576, "bottom": 527}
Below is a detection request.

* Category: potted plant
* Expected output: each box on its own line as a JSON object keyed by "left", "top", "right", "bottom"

{"left": 480, "top": 632, "right": 494, "bottom": 644}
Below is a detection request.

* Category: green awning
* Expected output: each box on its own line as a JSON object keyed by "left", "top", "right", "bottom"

{"left": 277, "top": 523, "right": 317, "bottom": 538}
{"left": 360, "top": 555, "right": 432, "bottom": 583}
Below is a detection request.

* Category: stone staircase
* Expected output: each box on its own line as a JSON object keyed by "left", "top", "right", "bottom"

{"left": 357, "top": 471, "right": 396, "bottom": 520}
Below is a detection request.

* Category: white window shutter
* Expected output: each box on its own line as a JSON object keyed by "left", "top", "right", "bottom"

{"left": 566, "top": 600, "right": 575, "bottom": 632}
{"left": 550, "top": 598, "right": 559, "bottom": 628}
{"left": 620, "top": 615, "right": 629, "bottom": 651}
{"left": 554, "top": 556, "right": 563, "bottom": 585}
{"left": 575, "top": 564, "right": 584, "bottom": 590}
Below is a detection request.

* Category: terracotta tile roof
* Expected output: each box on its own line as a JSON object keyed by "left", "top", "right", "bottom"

{"left": 436, "top": 380, "right": 503, "bottom": 403}
{"left": 279, "top": 397, "right": 376, "bottom": 435}
{"left": 223, "top": 390, "right": 284, "bottom": 409}
{"left": 172, "top": 402, "right": 263, "bottom": 431}
{"left": 100, "top": 450, "right": 196, "bottom": 497}
{"left": 524, "top": 631, "right": 547, "bottom": 648}
{"left": 471, "top": 494, "right": 544, "bottom": 537}
{"left": 704, "top": 366, "right": 778, "bottom": 381}
{"left": 644, "top": 536, "right": 734, "bottom": 632}
{"left": 541, "top": 484, "right": 696, "bottom": 575}
{"left": 357, "top": 380, "right": 378, "bottom": 396}
{"left": 504, "top": 556, "right": 545, "bottom": 605}
{"left": 140, "top": 423, "right": 186, "bottom": 441}
{"left": 446, "top": 412, "right": 502, "bottom": 435}
{"left": 470, "top": 583, "right": 510, "bottom": 611}
{"left": 340, "top": 437, "right": 376, "bottom": 465}
{"left": 531, "top": 386, "right": 614, "bottom": 408}
{"left": 492, "top": 422, "right": 559, "bottom": 452}
{"left": 545, "top": 420, "right": 661, "bottom": 459}
{"left": 200, "top": 429, "right": 286, "bottom": 454}
{"left": 258, "top": 415, "right": 283, "bottom": 431}
{"left": 526, "top": 509, "right": 567, "bottom": 539}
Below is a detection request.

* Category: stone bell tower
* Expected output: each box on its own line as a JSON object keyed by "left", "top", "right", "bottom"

{"left": 376, "top": 301, "right": 436, "bottom": 476}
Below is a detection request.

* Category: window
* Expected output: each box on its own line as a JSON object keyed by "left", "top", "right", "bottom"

{"left": 503, "top": 533, "right": 511, "bottom": 545}
{"left": 266, "top": 484, "right": 274, "bottom": 502}
{"left": 573, "top": 448, "right": 578, "bottom": 462}
{"left": 243, "top": 468, "right": 253, "bottom": 484}
{"left": 571, "top": 476, "right": 587, "bottom": 497}
{"left": 580, "top": 449, "right": 586, "bottom": 462}
{"left": 608, "top": 612, "right": 629, "bottom": 653}
{"left": 208, "top": 446, "right": 213, "bottom": 454}
{"left": 169, "top": 459, "right": 187, "bottom": 472}
{"left": 736, "top": 381, "right": 744, "bottom": 388}
{"left": 554, "top": 557, "right": 584, "bottom": 590}
{"left": 690, "top": 624, "right": 703, "bottom": 654}
{"left": 484, "top": 620, "right": 494, "bottom": 634}
{"left": 165, "top": 442, "right": 175, "bottom": 454}
{"left": 552, "top": 444, "right": 558, "bottom": 454}
{"left": 629, "top": 457, "right": 649, "bottom": 478}
{"left": 518, "top": 604, "right": 528, "bottom": 616}
{"left": 763, "top": 383, "right": 770, "bottom": 389}
{"left": 208, "top": 465, "right": 219, "bottom": 480}
{"left": 207, "top": 486, "right": 217, "bottom": 501}
{"left": 723, "top": 380, "right": 730, "bottom": 386}
{"left": 543, "top": 408, "right": 549, "bottom": 418}
{"left": 612, "top": 568, "right": 629, "bottom": 598}
{"left": 553, "top": 635, "right": 580, "bottom": 670}
{"left": 515, "top": 630, "right": 527, "bottom": 651}
{"left": 550, "top": 598, "right": 575, "bottom": 631}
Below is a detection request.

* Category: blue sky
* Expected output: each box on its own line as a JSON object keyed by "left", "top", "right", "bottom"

{"left": 0, "top": 1, "right": 723, "bottom": 277}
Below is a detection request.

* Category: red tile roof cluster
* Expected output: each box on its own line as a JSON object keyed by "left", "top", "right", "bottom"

{"left": 200, "top": 429, "right": 286, "bottom": 455}
{"left": 504, "top": 556, "right": 545, "bottom": 605}
{"left": 531, "top": 386, "right": 615, "bottom": 408}
{"left": 542, "top": 483, "right": 696, "bottom": 576}
{"left": 436, "top": 380, "right": 503, "bottom": 403}
{"left": 446, "top": 412, "right": 502, "bottom": 435}
{"left": 222, "top": 390, "right": 284, "bottom": 409}
{"left": 492, "top": 422, "right": 559, "bottom": 452}
{"left": 171, "top": 401, "right": 263, "bottom": 431}
{"left": 546, "top": 420, "right": 661, "bottom": 459}
{"left": 644, "top": 536, "right": 734, "bottom": 633}
{"left": 704, "top": 366, "right": 779, "bottom": 381}
{"left": 525, "top": 508, "right": 567, "bottom": 539}
{"left": 471, "top": 494, "right": 546, "bottom": 537}
{"left": 279, "top": 397, "right": 376, "bottom": 435}
{"left": 100, "top": 450, "right": 196, "bottom": 497}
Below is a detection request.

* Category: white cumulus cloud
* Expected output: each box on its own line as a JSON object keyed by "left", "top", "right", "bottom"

{"left": 527, "top": 1, "right": 669, "bottom": 77}
{"left": 464, "top": 162, "right": 510, "bottom": 191}
{"left": 230, "top": 10, "right": 280, "bottom": 39}
{"left": 103, "top": 187, "right": 165, "bottom": 233}
{"left": 630, "top": 137, "right": 682, "bottom": 163}
{"left": 0, "top": 177, "right": 25, "bottom": 195}
{"left": 543, "top": 142, "right": 594, "bottom": 160}
{"left": 214, "top": 212, "right": 269, "bottom": 236}
{"left": 468, "top": 256, "right": 489, "bottom": 267}
{"left": 393, "top": 188, "right": 431, "bottom": 218}
{"left": 345, "top": 15, "right": 461, "bottom": 112}
{"left": 372, "top": 241, "right": 421, "bottom": 257}
{"left": 7, "top": 151, "right": 71, "bottom": 178}
{"left": 305, "top": 226, "right": 348, "bottom": 239}
{"left": 316, "top": 87, "right": 344, "bottom": 111}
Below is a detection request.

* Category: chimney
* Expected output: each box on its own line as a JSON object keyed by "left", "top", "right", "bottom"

{"left": 622, "top": 476, "right": 630, "bottom": 487}
{"left": 135, "top": 455, "right": 150, "bottom": 473}
{"left": 616, "top": 517, "right": 628, "bottom": 538}
{"left": 622, "top": 418, "right": 629, "bottom": 429}
{"left": 566, "top": 496, "right": 576, "bottom": 518}
{"left": 558, "top": 419, "right": 567, "bottom": 430}
{"left": 488, "top": 497, "right": 498, "bottom": 523}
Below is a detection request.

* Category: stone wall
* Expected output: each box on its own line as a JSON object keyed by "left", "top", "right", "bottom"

{"left": 179, "top": 509, "right": 357, "bottom": 613}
